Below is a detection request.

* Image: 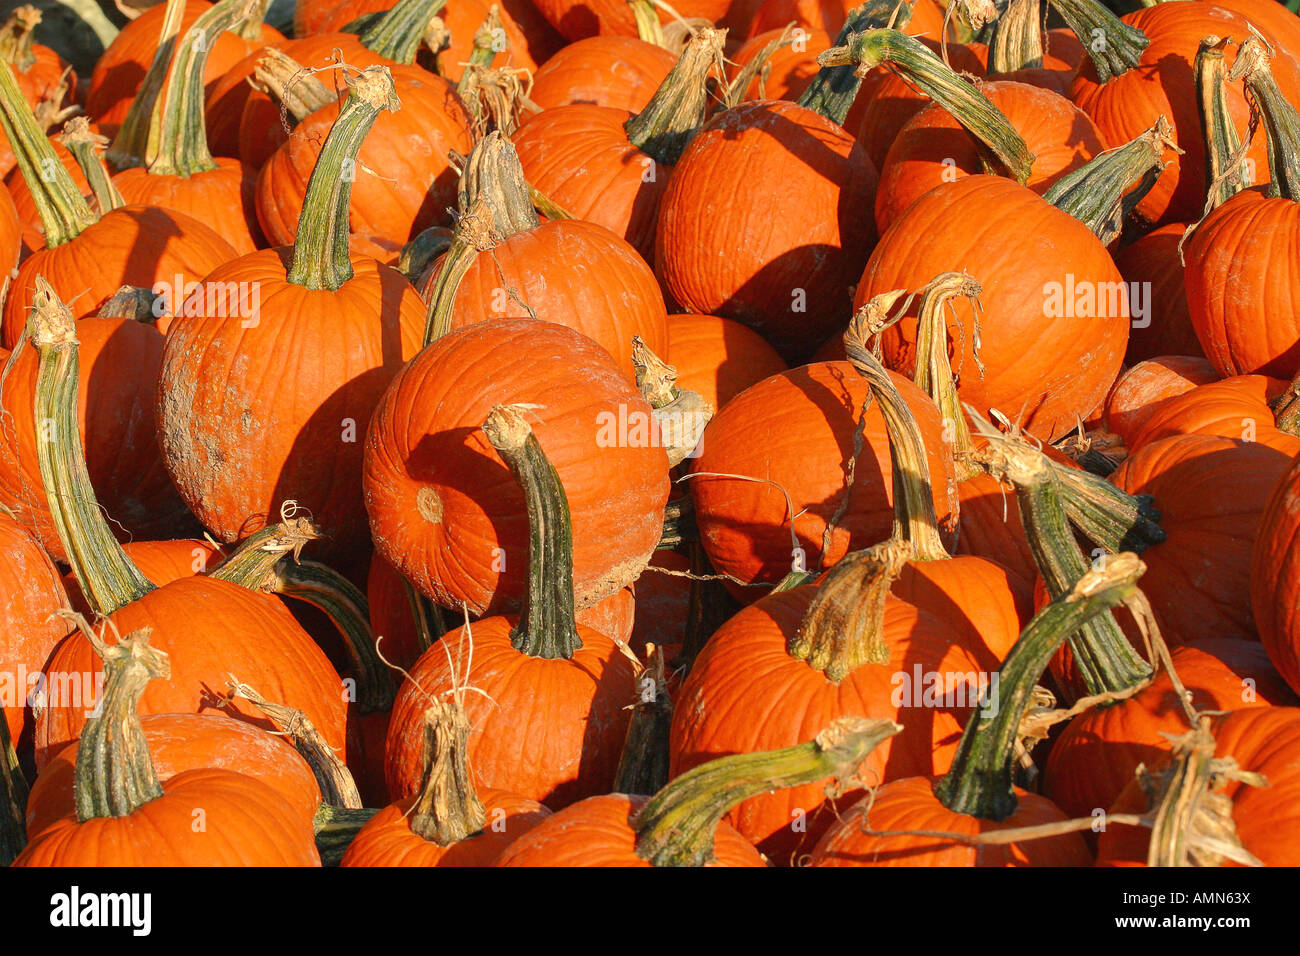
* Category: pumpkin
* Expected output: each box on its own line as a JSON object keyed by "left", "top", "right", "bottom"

{"left": 664, "top": 312, "right": 787, "bottom": 413}
{"left": 728, "top": 27, "right": 831, "bottom": 102}
{"left": 986, "top": 3, "right": 1087, "bottom": 96}
{"left": 384, "top": 405, "right": 638, "bottom": 807}
{"left": 0, "top": 175, "right": 18, "bottom": 270}
{"left": 423, "top": 135, "right": 669, "bottom": 379}
{"left": 1252, "top": 449, "right": 1300, "bottom": 696}
{"left": 628, "top": 549, "right": 693, "bottom": 655}
{"left": 0, "top": 6, "right": 75, "bottom": 112}
{"left": 513, "top": 29, "right": 724, "bottom": 261}
{"left": 342, "top": 696, "right": 550, "bottom": 866}
{"left": 86, "top": 0, "right": 283, "bottom": 129}
{"left": 1199, "top": 0, "right": 1300, "bottom": 60}
{"left": 5, "top": 134, "right": 88, "bottom": 255}
{"left": 529, "top": 0, "right": 730, "bottom": 41}
{"left": 750, "top": 0, "right": 946, "bottom": 40}
{"left": 874, "top": 81, "right": 1104, "bottom": 234}
{"left": 1114, "top": 224, "right": 1202, "bottom": 363}
{"left": 1103, "top": 356, "right": 1220, "bottom": 446}
{"left": 528, "top": 35, "right": 676, "bottom": 112}
{"left": 14, "top": 628, "right": 321, "bottom": 866}
{"left": 158, "top": 66, "right": 426, "bottom": 563}
{"left": 498, "top": 717, "right": 899, "bottom": 866}
{"left": 809, "top": 555, "right": 1142, "bottom": 866}
{"left": 1045, "top": 639, "right": 1297, "bottom": 821}
{"left": 1125, "top": 374, "right": 1300, "bottom": 458}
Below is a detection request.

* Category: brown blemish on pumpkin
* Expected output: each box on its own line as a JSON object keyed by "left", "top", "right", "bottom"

{"left": 417, "top": 486, "right": 443, "bottom": 524}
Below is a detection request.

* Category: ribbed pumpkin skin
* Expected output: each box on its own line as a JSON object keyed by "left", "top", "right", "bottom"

{"left": 0, "top": 514, "right": 69, "bottom": 749}
{"left": 1068, "top": 4, "right": 1284, "bottom": 227}
{"left": 874, "top": 82, "right": 1105, "bottom": 234}
{"left": 27, "top": 713, "right": 322, "bottom": 838}
{"left": 422, "top": 218, "right": 669, "bottom": 379}
{"left": 1253, "top": 451, "right": 1300, "bottom": 696}
{"left": 655, "top": 100, "right": 879, "bottom": 363}
{"left": 1114, "top": 224, "right": 1202, "bottom": 363}
{"left": 385, "top": 617, "right": 636, "bottom": 807}
{"left": 86, "top": 0, "right": 284, "bottom": 127}
{"left": 749, "top": 0, "right": 946, "bottom": 38}
{"left": 530, "top": 0, "right": 729, "bottom": 40}
{"left": 205, "top": 45, "right": 280, "bottom": 161}
{"left": 495, "top": 793, "right": 768, "bottom": 866}
{"left": 1096, "top": 706, "right": 1300, "bottom": 866}
{"left": 665, "top": 312, "right": 788, "bottom": 413}
{"left": 112, "top": 159, "right": 261, "bottom": 255}
{"left": 0, "top": 185, "right": 18, "bottom": 272}
{"left": 255, "top": 67, "right": 473, "bottom": 247}
{"left": 0, "top": 317, "right": 195, "bottom": 560}
{"left": 669, "top": 585, "right": 983, "bottom": 863}
{"left": 809, "top": 776, "right": 1092, "bottom": 866}
{"left": 690, "top": 362, "right": 956, "bottom": 590}
{"left": 366, "top": 555, "right": 426, "bottom": 674}
{"left": 13, "top": 768, "right": 320, "bottom": 866}
{"left": 34, "top": 576, "right": 347, "bottom": 770}
{"left": 859, "top": 175, "right": 1129, "bottom": 442}
{"left": 529, "top": 36, "right": 676, "bottom": 113}
{"left": 1045, "top": 640, "right": 1296, "bottom": 820}
{"left": 729, "top": 28, "right": 830, "bottom": 101}
{"left": 341, "top": 789, "right": 552, "bottom": 866}
{"left": 363, "top": 318, "right": 669, "bottom": 617}
{"left": 157, "top": 249, "right": 425, "bottom": 560}
{"left": 1184, "top": 189, "right": 1300, "bottom": 379}
{"left": 1202, "top": 0, "right": 1300, "bottom": 58}
{"left": 1, "top": 206, "right": 238, "bottom": 348}
{"left": 513, "top": 107, "right": 666, "bottom": 260}
{"left": 1126, "top": 374, "right": 1300, "bottom": 457}
{"left": 1103, "top": 356, "right": 1219, "bottom": 445}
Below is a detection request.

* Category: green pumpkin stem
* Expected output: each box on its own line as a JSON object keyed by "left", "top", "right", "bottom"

{"left": 1229, "top": 35, "right": 1300, "bottom": 202}
{"left": 251, "top": 49, "right": 335, "bottom": 123}
{"left": 0, "top": 6, "right": 41, "bottom": 72}
{"left": 232, "top": 0, "right": 270, "bottom": 40}
{"left": 629, "top": 0, "right": 668, "bottom": 48}
{"left": 0, "top": 56, "right": 96, "bottom": 246}
{"left": 1274, "top": 372, "right": 1300, "bottom": 436}
{"left": 482, "top": 404, "right": 583, "bottom": 660}
{"left": 401, "top": 574, "right": 449, "bottom": 653}
{"left": 74, "top": 626, "right": 169, "bottom": 821}
{"left": 408, "top": 697, "right": 487, "bottom": 844}
{"left": 625, "top": 28, "right": 724, "bottom": 166}
{"left": 106, "top": 0, "right": 187, "bottom": 170}
{"left": 60, "top": 116, "right": 124, "bottom": 213}
{"left": 423, "top": 132, "right": 538, "bottom": 345}
{"left": 29, "top": 278, "right": 154, "bottom": 616}
{"left": 1052, "top": 463, "right": 1166, "bottom": 554}
{"left": 226, "top": 678, "right": 364, "bottom": 808}
{"left": 456, "top": 5, "right": 504, "bottom": 95}
{"left": 912, "top": 273, "right": 984, "bottom": 481}
{"left": 815, "top": 28, "right": 1033, "bottom": 183}
{"left": 1046, "top": 0, "right": 1148, "bottom": 82}
{"left": 975, "top": 439, "right": 1152, "bottom": 698}
{"left": 634, "top": 716, "right": 901, "bottom": 865}
{"left": 145, "top": 0, "right": 254, "bottom": 177}
{"left": 933, "top": 552, "right": 1144, "bottom": 819}
{"left": 286, "top": 65, "right": 401, "bottom": 292}
{"left": 843, "top": 293, "right": 952, "bottom": 562}
{"left": 1197, "top": 36, "right": 1250, "bottom": 211}
{"left": 797, "top": 0, "right": 913, "bottom": 125}
{"left": 356, "top": 0, "right": 449, "bottom": 64}
{"left": 615, "top": 647, "right": 673, "bottom": 794}
{"left": 989, "top": 0, "right": 1042, "bottom": 74}
{"left": 1043, "top": 116, "right": 1180, "bottom": 241}
{"left": 0, "top": 705, "right": 28, "bottom": 865}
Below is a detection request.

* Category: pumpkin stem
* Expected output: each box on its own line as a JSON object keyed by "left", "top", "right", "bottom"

{"left": 989, "top": 0, "right": 1041, "bottom": 74}
{"left": 60, "top": 116, "right": 124, "bottom": 213}
{"left": 843, "top": 293, "right": 952, "bottom": 562}
{"left": 625, "top": 28, "right": 725, "bottom": 166}
{"left": 226, "top": 677, "right": 364, "bottom": 809}
{"left": 29, "top": 278, "right": 154, "bottom": 616}
{"left": 629, "top": 0, "right": 668, "bottom": 48}
{"left": 0, "top": 56, "right": 96, "bottom": 246}
{"left": 789, "top": 537, "right": 911, "bottom": 680}
{"left": 1273, "top": 370, "right": 1300, "bottom": 436}
{"left": 0, "top": 5, "right": 41, "bottom": 72}
{"left": 816, "top": 28, "right": 1034, "bottom": 183}
{"left": 145, "top": 0, "right": 255, "bottom": 177}
{"left": 1051, "top": 463, "right": 1166, "bottom": 554}
{"left": 399, "top": 225, "right": 455, "bottom": 282}
{"left": 285, "top": 65, "right": 401, "bottom": 292}
{"left": 106, "top": 0, "right": 188, "bottom": 170}
{"left": 614, "top": 646, "right": 673, "bottom": 794}
{"left": 911, "top": 273, "right": 984, "bottom": 482}
{"left": 1045, "top": 0, "right": 1148, "bottom": 82}
{"left": 933, "top": 553, "right": 1145, "bottom": 819}
{"left": 1197, "top": 36, "right": 1251, "bottom": 211}
{"left": 797, "top": 0, "right": 913, "bottom": 125}
{"left": 634, "top": 716, "right": 901, "bottom": 865}
{"left": 232, "top": 0, "right": 270, "bottom": 41}
{"left": 1043, "top": 116, "right": 1180, "bottom": 241}
{"left": 455, "top": 5, "right": 505, "bottom": 94}
{"left": 975, "top": 439, "right": 1152, "bottom": 698}
{"left": 632, "top": 337, "right": 712, "bottom": 466}
{"left": 1229, "top": 35, "right": 1300, "bottom": 202}
{"left": 423, "top": 131, "right": 538, "bottom": 345}
{"left": 356, "top": 0, "right": 449, "bottom": 64}
{"left": 74, "top": 626, "right": 169, "bottom": 821}
{"left": 313, "top": 804, "right": 380, "bottom": 866}
{"left": 251, "top": 50, "right": 336, "bottom": 123}
{"left": 482, "top": 404, "right": 584, "bottom": 660}
{"left": 98, "top": 285, "right": 162, "bottom": 322}
{"left": 407, "top": 697, "right": 487, "bottom": 843}
{"left": 0, "top": 706, "right": 28, "bottom": 866}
